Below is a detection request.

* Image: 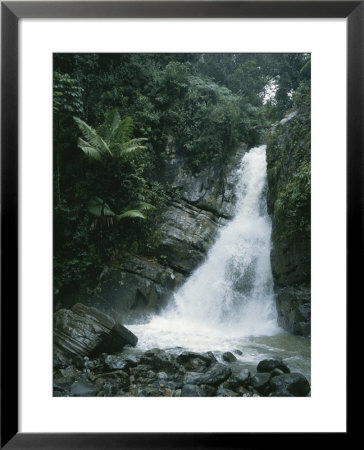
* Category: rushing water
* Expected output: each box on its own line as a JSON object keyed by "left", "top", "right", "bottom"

{"left": 129, "top": 146, "right": 310, "bottom": 379}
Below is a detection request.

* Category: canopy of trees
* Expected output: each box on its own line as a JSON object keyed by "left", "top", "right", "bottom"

{"left": 53, "top": 53, "right": 310, "bottom": 301}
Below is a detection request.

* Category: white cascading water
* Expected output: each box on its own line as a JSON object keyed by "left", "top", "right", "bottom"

{"left": 130, "top": 145, "right": 280, "bottom": 351}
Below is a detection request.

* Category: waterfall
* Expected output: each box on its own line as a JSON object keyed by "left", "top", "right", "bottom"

{"left": 130, "top": 145, "right": 280, "bottom": 351}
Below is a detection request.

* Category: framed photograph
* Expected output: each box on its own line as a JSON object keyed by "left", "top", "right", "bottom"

{"left": 2, "top": 1, "right": 358, "bottom": 447}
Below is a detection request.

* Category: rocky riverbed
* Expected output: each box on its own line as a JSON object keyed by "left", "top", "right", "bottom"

{"left": 53, "top": 303, "right": 310, "bottom": 398}
{"left": 54, "top": 346, "right": 310, "bottom": 397}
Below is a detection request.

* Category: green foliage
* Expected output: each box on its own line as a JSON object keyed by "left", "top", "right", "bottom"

{"left": 53, "top": 52, "right": 311, "bottom": 301}
{"left": 74, "top": 110, "right": 147, "bottom": 161}
{"left": 54, "top": 72, "right": 84, "bottom": 116}
{"left": 265, "top": 67, "right": 311, "bottom": 242}
{"left": 274, "top": 160, "right": 311, "bottom": 235}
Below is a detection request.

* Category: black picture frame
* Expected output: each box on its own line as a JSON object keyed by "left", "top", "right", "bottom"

{"left": 1, "top": 1, "right": 358, "bottom": 448}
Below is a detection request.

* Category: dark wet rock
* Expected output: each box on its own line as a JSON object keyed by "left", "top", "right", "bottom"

{"left": 185, "top": 363, "right": 232, "bottom": 387}
{"left": 234, "top": 349, "right": 243, "bottom": 356}
{"left": 130, "top": 364, "right": 155, "bottom": 379}
{"left": 269, "top": 373, "right": 310, "bottom": 397}
{"left": 70, "top": 380, "right": 99, "bottom": 397}
{"left": 257, "top": 359, "right": 290, "bottom": 374}
{"left": 102, "top": 353, "right": 141, "bottom": 374}
{"left": 139, "top": 351, "right": 179, "bottom": 373}
{"left": 271, "top": 368, "right": 285, "bottom": 378}
{"left": 87, "top": 256, "right": 185, "bottom": 324}
{"left": 200, "top": 385, "right": 217, "bottom": 397}
{"left": 223, "top": 368, "right": 251, "bottom": 391}
{"left": 236, "top": 386, "right": 252, "bottom": 396}
{"left": 54, "top": 377, "right": 74, "bottom": 396}
{"left": 206, "top": 352, "right": 218, "bottom": 364}
{"left": 217, "top": 386, "right": 238, "bottom": 397}
{"left": 141, "top": 385, "right": 174, "bottom": 397}
{"left": 268, "top": 389, "right": 294, "bottom": 397}
{"left": 275, "top": 286, "right": 311, "bottom": 336}
{"left": 72, "top": 355, "right": 85, "bottom": 370}
{"left": 59, "top": 365, "right": 79, "bottom": 379}
{"left": 53, "top": 344, "right": 310, "bottom": 398}
{"left": 250, "top": 372, "right": 271, "bottom": 394}
{"left": 94, "top": 369, "right": 130, "bottom": 392}
{"left": 104, "top": 355, "right": 128, "bottom": 371}
{"left": 181, "top": 384, "right": 205, "bottom": 397}
{"left": 53, "top": 391, "right": 65, "bottom": 397}
{"left": 176, "top": 351, "right": 214, "bottom": 372}
{"left": 53, "top": 303, "right": 137, "bottom": 365}
{"left": 235, "top": 368, "right": 251, "bottom": 384}
{"left": 123, "top": 354, "right": 140, "bottom": 367}
{"left": 222, "top": 352, "right": 237, "bottom": 363}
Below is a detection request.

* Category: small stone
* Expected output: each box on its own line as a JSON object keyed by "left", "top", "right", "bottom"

{"left": 104, "top": 355, "right": 128, "bottom": 371}
{"left": 234, "top": 349, "right": 243, "bottom": 356}
{"left": 222, "top": 352, "right": 237, "bottom": 363}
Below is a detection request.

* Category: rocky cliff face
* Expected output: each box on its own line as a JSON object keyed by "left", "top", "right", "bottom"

{"left": 266, "top": 110, "right": 311, "bottom": 336}
{"left": 154, "top": 139, "right": 247, "bottom": 275}
{"left": 81, "top": 141, "right": 248, "bottom": 323}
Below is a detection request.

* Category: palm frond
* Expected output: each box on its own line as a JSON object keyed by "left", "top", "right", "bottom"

{"left": 78, "top": 138, "right": 103, "bottom": 160}
{"left": 88, "top": 197, "right": 116, "bottom": 217}
{"left": 134, "top": 201, "right": 155, "bottom": 211}
{"left": 113, "top": 116, "right": 134, "bottom": 144}
{"left": 74, "top": 117, "right": 112, "bottom": 157}
{"left": 118, "top": 138, "right": 148, "bottom": 155}
{"left": 105, "top": 109, "right": 121, "bottom": 142}
{"left": 117, "top": 209, "right": 146, "bottom": 220}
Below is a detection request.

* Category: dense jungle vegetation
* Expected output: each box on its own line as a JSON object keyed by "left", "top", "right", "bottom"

{"left": 53, "top": 53, "right": 310, "bottom": 302}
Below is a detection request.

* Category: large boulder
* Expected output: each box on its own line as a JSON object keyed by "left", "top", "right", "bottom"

{"left": 54, "top": 303, "right": 138, "bottom": 365}
{"left": 257, "top": 359, "right": 290, "bottom": 374}
{"left": 269, "top": 373, "right": 310, "bottom": 397}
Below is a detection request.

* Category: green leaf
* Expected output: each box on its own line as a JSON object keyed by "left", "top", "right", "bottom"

{"left": 87, "top": 197, "right": 115, "bottom": 217}
{"left": 117, "top": 209, "right": 146, "bottom": 220}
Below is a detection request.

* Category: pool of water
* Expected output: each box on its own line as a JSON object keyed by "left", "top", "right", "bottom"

{"left": 128, "top": 320, "right": 311, "bottom": 381}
